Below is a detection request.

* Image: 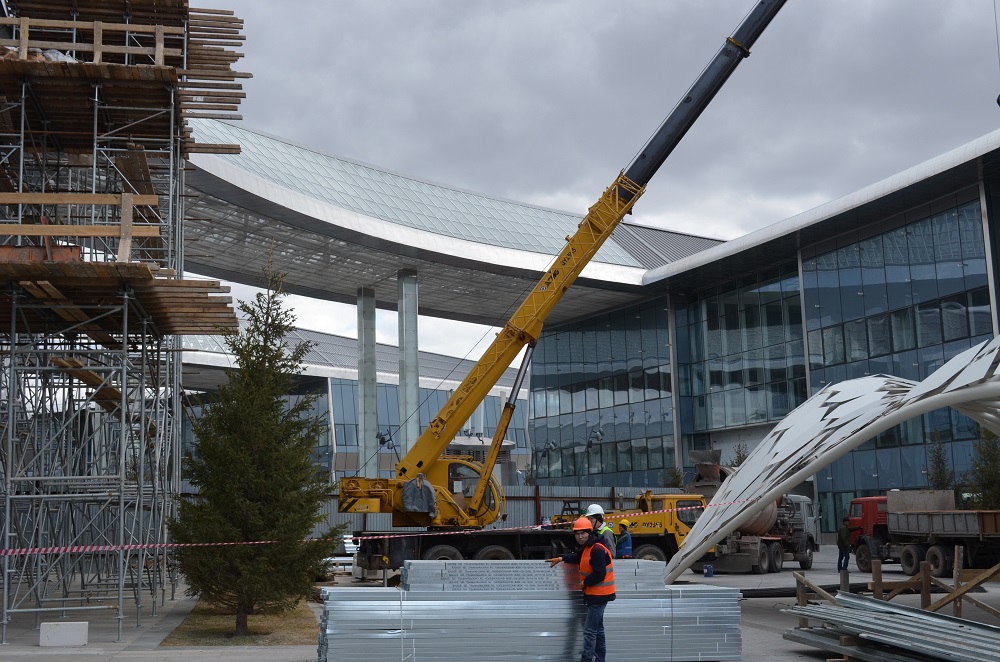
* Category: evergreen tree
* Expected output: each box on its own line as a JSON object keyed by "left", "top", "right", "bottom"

{"left": 926, "top": 433, "right": 954, "bottom": 492}
{"left": 967, "top": 429, "right": 1000, "bottom": 510}
{"left": 662, "top": 465, "right": 685, "bottom": 489}
{"left": 726, "top": 442, "right": 750, "bottom": 468}
{"left": 169, "top": 269, "right": 341, "bottom": 636}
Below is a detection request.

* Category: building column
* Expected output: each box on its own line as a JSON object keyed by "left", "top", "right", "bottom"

{"left": 397, "top": 269, "right": 420, "bottom": 456}
{"left": 357, "top": 287, "right": 378, "bottom": 478}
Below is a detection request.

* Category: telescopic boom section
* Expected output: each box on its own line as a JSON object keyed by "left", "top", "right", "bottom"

{"left": 394, "top": 0, "right": 787, "bottom": 483}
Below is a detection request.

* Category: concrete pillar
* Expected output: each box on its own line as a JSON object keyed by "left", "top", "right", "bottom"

{"left": 357, "top": 287, "right": 378, "bottom": 478}
{"left": 397, "top": 270, "right": 420, "bottom": 456}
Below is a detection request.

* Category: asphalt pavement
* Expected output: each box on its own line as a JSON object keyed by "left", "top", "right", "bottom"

{"left": 2, "top": 547, "right": 998, "bottom": 661}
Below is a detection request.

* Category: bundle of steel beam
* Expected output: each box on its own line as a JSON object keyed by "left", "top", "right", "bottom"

{"left": 319, "top": 560, "right": 741, "bottom": 661}
{"left": 783, "top": 592, "right": 1000, "bottom": 662}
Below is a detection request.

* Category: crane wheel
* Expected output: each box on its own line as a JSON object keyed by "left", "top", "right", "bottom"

{"left": 473, "top": 545, "right": 516, "bottom": 561}
{"left": 421, "top": 544, "right": 464, "bottom": 561}
{"left": 633, "top": 545, "right": 667, "bottom": 562}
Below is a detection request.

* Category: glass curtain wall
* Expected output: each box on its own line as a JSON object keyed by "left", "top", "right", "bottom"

{"left": 801, "top": 199, "right": 991, "bottom": 531}
{"left": 181, "top": 376, "right": 334, "bottom": 481}
{"left": 330, "top": 378, "right": 529, "bottom": 481}
{"left": 674, "top": 263, "right": 806, "bottom": 465}
{"left": 530, "top": 298, "right": 673, "bottom": 487}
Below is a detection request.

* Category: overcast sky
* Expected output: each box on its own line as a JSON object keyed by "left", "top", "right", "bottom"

{"left": 191, "top": 0, "right": 1000, "bottom": 358}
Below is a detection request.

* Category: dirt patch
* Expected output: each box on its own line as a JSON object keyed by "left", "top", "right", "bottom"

{"left": 160, "top": 598, "right": 318, "bottom": 646}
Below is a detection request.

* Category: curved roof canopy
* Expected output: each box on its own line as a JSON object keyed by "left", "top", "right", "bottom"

{"left": 183, "top": 119, "right": 716, "bottom": 327}
{"left": 183, "top": 119, "right": 1000, "bottom": 329}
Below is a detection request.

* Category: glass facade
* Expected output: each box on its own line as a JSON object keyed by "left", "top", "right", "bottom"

{"left": 330, "top": 378, "right": 529, "bottom": 482}
{"left": 674, "top": 263, "right": 806, "bottom": 460}
{"left": 802, "top": 199, "right": 991, "bottom": 531}
{"left": 530, "top": 299, "right": 673, "bottom": 487}
{"left": 528, "top": 196, "right": 995, "bottom": 534}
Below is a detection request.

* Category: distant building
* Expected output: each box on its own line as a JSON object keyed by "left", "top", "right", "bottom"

{"left": 180, "top": 327, "right": 530, "bottom": 486}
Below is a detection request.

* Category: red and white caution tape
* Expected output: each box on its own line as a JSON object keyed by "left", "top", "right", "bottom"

{"left": 0, "top": 497, "right": 762, "bottom": 553}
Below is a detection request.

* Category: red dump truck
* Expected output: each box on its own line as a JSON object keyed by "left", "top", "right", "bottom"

{"left": 848, "top": 490, "right": 1000, "bottom": 576}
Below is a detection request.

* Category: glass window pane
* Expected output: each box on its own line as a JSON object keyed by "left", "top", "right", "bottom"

{"left": 890, "top": 308, "right": 916, "bottom": 351}
{"left": 916, "top": 302, "right": 942, "bottom": 348}
{"left": 588, "top": 443, "right": 602, "bottom": 474}
{"left": 845, "top": 319, "right": 868, "bottom": 362}
{"left": 969, "top": 288, "right": 992, "bottom": 337}
{"left": 632, "top": 438, "right": 648, "bottom": 471}
{"left": 867, "top": 314, "right": 890, "bottom": 357}
{"left": 822, "top": 325, "right": 845, "bottom": 366}
{"left": 941, "top": 296, "right": 969, "bottom": 342}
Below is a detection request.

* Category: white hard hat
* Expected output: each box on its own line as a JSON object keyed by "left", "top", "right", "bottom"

{"left": 585, "top": 504, "right": 604, "bottom": 517}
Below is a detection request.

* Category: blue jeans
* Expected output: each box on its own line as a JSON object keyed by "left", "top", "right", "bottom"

{"left": 581, "top": 602, "right": 607, "bottom": 662}
{"left": 837, "top": 547, "right": 851, "bottom": 572}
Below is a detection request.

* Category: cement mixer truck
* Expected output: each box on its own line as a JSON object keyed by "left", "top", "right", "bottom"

{"left": 687, "top": 450, "right": 819, "bottom": 574}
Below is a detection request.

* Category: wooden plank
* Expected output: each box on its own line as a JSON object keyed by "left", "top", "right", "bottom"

{"left": 189, "top": 7, "right": 238, "bottom": 16}
{"left": 0, "top": 17, "right": 185, "bottom": 35}
{"left": 181, "top": 113, "right": 243, "bottom": 120}
{"left": 117, "top": 192, "right": 133, "bottom": 262}
{"left": 154, "top": 25, "right": 164, "bottom": 66}
{"left": 927, "top": 560, "right": 1000, "bottom": 612}
{"left": 0, "top": 224, "right": 160, "bottom": 237}
{"left": 92, "top": 21, "right": 102, "bottom": 65}
{"left": 0, "top": 192, "right": 158, "bottom": 206}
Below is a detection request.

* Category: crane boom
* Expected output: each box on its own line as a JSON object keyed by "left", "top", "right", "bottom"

{"left": 340, "top": 0, "right": 788, "bottom": 528}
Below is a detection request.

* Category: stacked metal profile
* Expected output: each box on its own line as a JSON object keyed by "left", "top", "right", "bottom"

{"left": 319, "top": 560, "right": 741, "bottom": 661}
{"left": 784, "top": 592, "right": 1000, "bottom": 661}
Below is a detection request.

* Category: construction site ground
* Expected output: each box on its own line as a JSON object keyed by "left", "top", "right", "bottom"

{"left": 1, "top": 546, "right": 998, "bottom": 661}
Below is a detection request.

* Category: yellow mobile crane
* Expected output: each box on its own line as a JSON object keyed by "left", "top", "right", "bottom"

{"left": 340, "top": 0, "right": 788, "bottom": 567}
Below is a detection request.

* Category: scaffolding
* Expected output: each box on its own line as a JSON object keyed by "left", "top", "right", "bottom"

{"left": 0, "top": 1, "right": 243, "bottom": 642}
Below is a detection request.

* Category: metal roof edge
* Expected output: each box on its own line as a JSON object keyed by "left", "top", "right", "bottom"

{"left": 642, "top": 128, "right": 1000, "bottom": 285}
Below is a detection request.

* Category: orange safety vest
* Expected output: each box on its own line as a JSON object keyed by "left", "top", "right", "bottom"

{"left": 580, "top": 542, "right": 615, "bottom": 596}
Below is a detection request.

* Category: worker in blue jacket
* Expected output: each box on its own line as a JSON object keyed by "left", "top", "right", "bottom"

{"left": 615, "top": 519, "right": 633, "bottom": 559}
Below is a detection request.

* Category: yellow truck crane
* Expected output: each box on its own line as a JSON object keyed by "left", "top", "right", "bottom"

{"left": 552, "top": 492, "right": 708, "bottom": 562}
{"left": 340, "top": 0, "right": 788, "bottom": 569}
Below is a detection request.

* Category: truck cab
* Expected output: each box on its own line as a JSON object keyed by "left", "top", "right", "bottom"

{"left": 847, "top": 495, "right": 890, "bottom": 572}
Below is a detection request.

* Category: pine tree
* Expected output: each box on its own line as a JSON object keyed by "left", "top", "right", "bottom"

{"left": 726, "top": 442, "right": 750, "bottom": 468}
{"left": 169, "top": 269, "right": 341, "bottom": 636}
{"left": 926, "top": 433, "right": 954, "bottom": 492}
{"left": 967, "top": 429, "right": 1000, "bottom": 510}
{"left": 662, "top": 465, "right": 685, "bottom": 489}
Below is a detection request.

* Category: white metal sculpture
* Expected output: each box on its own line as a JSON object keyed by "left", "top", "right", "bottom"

{"left": 665, "top": 336, "right": 1000, "bottom": 583}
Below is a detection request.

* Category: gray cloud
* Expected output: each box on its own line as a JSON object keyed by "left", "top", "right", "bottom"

{"left": 191, "top": 0, "right": 1000, "bottom": 351}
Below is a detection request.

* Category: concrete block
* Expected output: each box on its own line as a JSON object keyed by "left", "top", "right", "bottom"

{"left": 39, "top": 621, "right": 88, "bottom": 647}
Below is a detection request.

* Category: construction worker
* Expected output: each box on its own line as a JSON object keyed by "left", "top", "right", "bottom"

{"left": 615, "top": 519, "right": 633, "bottom": 559}
{"left": 584, "top": 503, "right": 616, "bottom": 555}
{"left": 837, "top": 516, "right": 860, "bottom": 572}
{"left": 548, "top": 517, "right": 616, "bottom": 662}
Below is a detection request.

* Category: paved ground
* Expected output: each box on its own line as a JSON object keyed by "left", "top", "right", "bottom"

{"left": 2, "top": 547, "right": 998, "bottom": 660}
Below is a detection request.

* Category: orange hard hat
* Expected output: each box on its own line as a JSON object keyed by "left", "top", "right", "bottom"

{"left": 573, "top": 516, "right": 594, "bottom": 532}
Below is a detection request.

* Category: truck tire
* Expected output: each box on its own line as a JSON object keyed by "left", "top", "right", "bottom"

{"left": 855, "top": 544, "right": 872, "bottom": 573}
{"left": 633, "top": 545, "right": 667, "bottom": 562}
{"left": 925, "top": 545, "right": 952, "bottom": 578}
{"left": 473, "top": 545, "right": 516, "bottom": 561}
{"left": 899, "top": 544, "right": 926, "bottom": 576}
{"left": 752, "top": 546, "right": 770, "bottom": 574}
{"left": 796, "top": 547, "right": 814, "bottom": 570}
{"left": 421, "top": 544, "right": 464, "bottom": 561}
{"left": 768, "top": 542, "right": 784, "bottom": 573}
